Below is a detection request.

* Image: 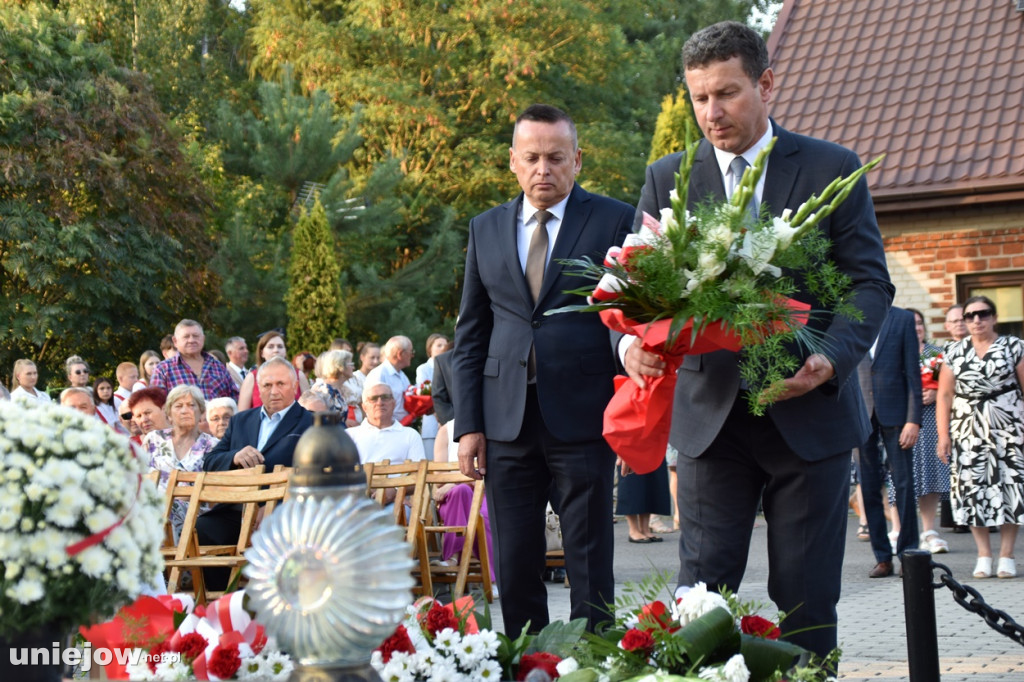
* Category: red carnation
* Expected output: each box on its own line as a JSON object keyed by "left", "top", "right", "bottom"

{"left": 620, "top": 627, "right": 656, "bottom": 658}
{"left": 517, "top": 651, "right": 562, "bottom": 680}
{"left": 425, "top": 602, "right": 459, "bottom": 637}
{"left": 207, "top": 643, "right": 242, "bottom": 679}
{"left": 147, "top": 640, "right": 171, "bottom": 673}
{"left": 171, "top": 632, "right": 208, "bottom": 662}
{"left": 377, "top": 625, "right": 416, "bottom": 663}
{"left": 740, "top": 615, "right": 781, "bottom": 640}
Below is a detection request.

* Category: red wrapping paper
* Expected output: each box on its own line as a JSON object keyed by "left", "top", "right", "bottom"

{"left": 602, "top": 309, "right": 742, "bottom": 474}
{"left": 401, "top": 391, "right": 434, "bottom": 426}
{"left": 602, "top": 299, "right": 811, "bottom": 474}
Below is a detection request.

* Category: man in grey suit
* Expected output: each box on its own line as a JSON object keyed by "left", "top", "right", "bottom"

{"left": 453, "top": 104, "right": 633, "bottom": 637}
{"left": 623, "top": 22, "right": 894, "bottom": 659}
{"left": 856, "top": 306, "right": 922, "bottom": 578}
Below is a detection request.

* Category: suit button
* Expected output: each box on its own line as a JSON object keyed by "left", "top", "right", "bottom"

{"left": 519, "top": 359, "right": 527, "bottom": 367}
{"left": 531, "top": 320, "right": 541, "bottom": 329}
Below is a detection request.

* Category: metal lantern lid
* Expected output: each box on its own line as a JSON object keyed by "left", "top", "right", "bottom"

{"left": 289, "top": 411, "right": 365, "bottom": 490}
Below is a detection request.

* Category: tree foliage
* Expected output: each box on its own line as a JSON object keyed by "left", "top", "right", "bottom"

{"left": 285, "top": 200, "right": 345, "bottom": 352}
{"left": 648, "top": 86, "right": 697, "bottom": 163}
{"left": 0, "top": 4, "right": 213, "bottom": 386}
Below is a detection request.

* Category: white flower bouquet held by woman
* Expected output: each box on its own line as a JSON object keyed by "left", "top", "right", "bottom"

{"left": 0, "top": 398, "right": 164, "bottom": 638}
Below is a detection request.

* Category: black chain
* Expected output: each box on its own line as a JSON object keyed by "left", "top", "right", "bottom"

{"left": 932, "top": 561, "right": 1024, "bottom": 645}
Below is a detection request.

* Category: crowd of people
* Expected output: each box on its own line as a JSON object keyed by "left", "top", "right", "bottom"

{"left": 4, "top": 19, "right": 1024, "bottom": 669}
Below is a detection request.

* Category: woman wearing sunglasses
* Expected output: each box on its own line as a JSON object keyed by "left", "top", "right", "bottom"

{"left": 937, "top": 295, "right": 1024, "bottom": 579}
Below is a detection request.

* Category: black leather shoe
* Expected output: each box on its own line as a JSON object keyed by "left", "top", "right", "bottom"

{"left": 869, "top": 561, "right": 894, "bottom": 578}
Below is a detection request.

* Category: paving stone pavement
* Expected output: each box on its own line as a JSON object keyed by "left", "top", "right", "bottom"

{"left": 486, "top": 513, "right": 1024, "bottom": 680}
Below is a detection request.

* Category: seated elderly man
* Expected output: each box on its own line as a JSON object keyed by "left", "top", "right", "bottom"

{"left": 60, "top": 387, "right": 99, "bottom": 418}
{"left": 348, "top": 381, "right": 425, "bottom": 466}
{"left": 198, "top": 356, "right": 314, "bottom": 590}
{"left": 349, "top": 381, "right": 425, "bottom": 506}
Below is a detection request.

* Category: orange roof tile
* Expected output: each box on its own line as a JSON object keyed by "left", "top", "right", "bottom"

{"left": 767, "top": 0, "right": 1024, "bottom": 205}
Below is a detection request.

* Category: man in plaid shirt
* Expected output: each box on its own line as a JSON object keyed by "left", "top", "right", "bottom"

{"left": 150, "top": 319, "right": 239, "bottom": 402}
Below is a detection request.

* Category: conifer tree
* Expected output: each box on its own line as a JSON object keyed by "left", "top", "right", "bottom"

{"left": 648, "top": 86, "right": 697, "bottom": 163}
{"left": 285, "top": 200, "right": 345, "bottom": 353}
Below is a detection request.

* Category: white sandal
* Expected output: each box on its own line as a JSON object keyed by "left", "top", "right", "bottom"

{"left": 919, "top": 530, "right": 949, "bottom": 554}
{"left": 997, "top": 557, "right": 1016, "bottom": 578}
{"left": 973, "top": 556, "right": 993, "bottom": 578}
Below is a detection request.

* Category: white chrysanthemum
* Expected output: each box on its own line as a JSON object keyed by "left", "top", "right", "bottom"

{"left": 424, "top": 658, "right": 460, "bottom": 682}
{"left": 76, "top": 545, "right": 114, "bottom": 577}
{"left": 556, "top": 657, "right": 580, "bottom": 675}
{"left": 262, "top": 650, "right": 294, "bottom": 681}
{"left": 5, "top": 561, "right": 21, "bottom": 580}
{"left": 673, "top": 582, "right": 731, "bottom": 626}
{"left": 24, "top": 482, "right": 47, "bottom": 503}
{"left": 237, "top": 654, "right": 268, "bottom": 679}
{"left": 7, "top": 578, "right": 44, "bottom": 604}
{"left": 85, "top": 508, "right": 119, "bottom": 533}
{"left": 379, "top": 652, "right": 416, "bottom": 682}
{"left": 473, "top": 658, "right": 503, "bottom": 680}
{"left": 154, "top": 656, "right": 192, "bottom": 681}
{"left": 471, "top": 628, "right": 499, "bottom": 657}
{"left": 453, "top": 633, "right": 487, "bottom": 667}
{"left": 432, "top": 627, "right": 460, "bottom": 652}
{"left": 0, "top": 507, "right": 18, "bottom": 531}
{"left": 116, "top": 568, "right": 142, "bottom": 594}
{"left": 698, "top": 653, "right": 751, "bottom": 682}
{"left": 124, "top": 651, "right": 157, "bottom": 681}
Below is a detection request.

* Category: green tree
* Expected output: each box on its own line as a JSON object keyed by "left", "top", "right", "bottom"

{"left": 0, "top": 4, "right": 214, "bottom": 386}
{"left": 285, "top": 200, "right": 344, "bottom": 352}
{"left": 648, "top": 86, "right": 697, "bottom": 162}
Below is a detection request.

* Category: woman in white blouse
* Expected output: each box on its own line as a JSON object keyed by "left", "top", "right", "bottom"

{"left": 10, "top": 359, "right": 51, "bottom": 402}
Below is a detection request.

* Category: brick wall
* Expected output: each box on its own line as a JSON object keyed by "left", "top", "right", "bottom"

{"left": 878, "top": 203, "right": 1024, "bottom": 340}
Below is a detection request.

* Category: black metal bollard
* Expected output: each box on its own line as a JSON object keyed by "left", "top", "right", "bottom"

{"left": 902, "top": 549, "right": 940, "bottom": 681}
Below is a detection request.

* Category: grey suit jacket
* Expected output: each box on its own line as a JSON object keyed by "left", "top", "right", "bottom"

{"left": 633, "top": 122, "right": 895, "bottom": 462}
{"left": 453, "top": 183, "right": 633, "bottom": 443}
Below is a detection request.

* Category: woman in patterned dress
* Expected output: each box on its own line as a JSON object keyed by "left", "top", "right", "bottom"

{"left": 144, "top": 385, "right": 219, "bottom": 540}
{"left": 937, "top": 296, "right": 1024, "bottom": 579}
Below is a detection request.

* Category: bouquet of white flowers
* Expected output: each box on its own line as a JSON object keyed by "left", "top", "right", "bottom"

{"left": 0, "top": 398, "right": 164, "bottom": 637}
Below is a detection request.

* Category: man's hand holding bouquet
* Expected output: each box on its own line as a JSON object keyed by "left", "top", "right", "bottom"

{"left": 550, "top": 123, "right": 882, "bottom": 473}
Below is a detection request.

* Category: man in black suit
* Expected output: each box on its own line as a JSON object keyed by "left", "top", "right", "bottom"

{"left": 199, "top": 355, "right": 314, "bottom": 588}
{"left": 856, "top": 306, "right": 922, "bottom": 578}
{"left": 623, "top": 22, "right": 894, "bottom": 658}
{"left": 453, "top": 104, "right": 633, "bottom": 636}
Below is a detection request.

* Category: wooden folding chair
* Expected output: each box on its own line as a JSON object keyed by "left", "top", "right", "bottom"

{"left": 365, "top": 459, "right": 422, "bottom": 526}
{"left": 164, "top": 468, "right": 289, "bottom": 604}
{"left": 155, "top": 466, "right": 266, "bottom": 558}
{"left": 408, "top": 461, "right": 494, "bottom": 602}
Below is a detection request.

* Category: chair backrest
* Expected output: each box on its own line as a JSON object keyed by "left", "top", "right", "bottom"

{"left": 366, "top": 459, "right": 423, "bottom": 524}
{"left": 407, "top": 461, "right": 492, "bottom": 601}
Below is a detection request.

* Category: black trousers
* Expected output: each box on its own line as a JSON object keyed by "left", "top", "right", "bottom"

{"left": 194, "top": 505, "right": 242, "bottom": 592}
{"left": 675, "top": 394, "right": 849, "bottom": 660}
{"left": 484, "top": 386, "right": 616, "bottom": 637}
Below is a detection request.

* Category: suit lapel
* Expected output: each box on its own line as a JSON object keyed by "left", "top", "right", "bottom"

{"left": 870, "top": 312, "right": 893, "bottom": 366}
{"left": 762, "top": 122, "right": 801, "bottom": 217}
{"left": 688, "top": 141, "right": 726, "bottom": 209}
{"left": 500, "top": 196, "right": 535, "bottom": 310}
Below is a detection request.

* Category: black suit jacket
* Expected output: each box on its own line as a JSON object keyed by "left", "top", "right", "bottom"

{"left": 633, "top": 122, "right": 895, "bottom": 461}
{"left": 431, "top": 350, "right": 455, "bottom": 426}
{"left": 204, "top": 403, "right": 313, "bottom": 471}
{"left": 453, "top": 183, "right": 633, "bottom": 443}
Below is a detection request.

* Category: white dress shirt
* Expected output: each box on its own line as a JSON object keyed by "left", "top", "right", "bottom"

{"left": 347, "top": 419, "right": 426, "bottom": 465}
